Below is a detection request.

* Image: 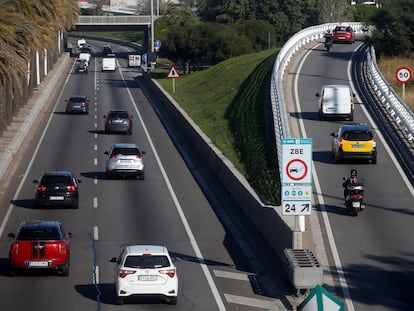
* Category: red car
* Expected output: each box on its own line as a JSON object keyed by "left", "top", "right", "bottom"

{"left": 8, "top": 220, "right": 72, "bottom": 276}
{"left": 333, "top": 25, "right": 355, "bottom": 44}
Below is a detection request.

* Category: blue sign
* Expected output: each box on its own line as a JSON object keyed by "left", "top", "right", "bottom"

{"left": 142, "top": 53, "right": 147, "bottom": 63}
{"left": 154, "top": 40, "right": 161, "bottom": 47}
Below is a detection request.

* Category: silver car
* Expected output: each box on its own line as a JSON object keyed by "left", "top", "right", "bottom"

{"left": 104, "top": 143, "right": 145, "bottom": 180}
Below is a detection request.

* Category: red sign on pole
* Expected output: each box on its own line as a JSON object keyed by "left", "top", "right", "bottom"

{"left": 167, "top": 66, "right": 180, "bottom": 78}
{"left": 395, "top": 66, "right": 412, "bottom": 84}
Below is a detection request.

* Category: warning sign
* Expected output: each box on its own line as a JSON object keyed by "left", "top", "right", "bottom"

{"left": 167, "top": 66, "right": 180, "bottom": 78}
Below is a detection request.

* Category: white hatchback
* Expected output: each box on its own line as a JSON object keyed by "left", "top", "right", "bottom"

{"left": 110, "top": 245, "right": 178, "bottom": 305}
{"left": 315, "top": 84, "right": 355, "bottom": 120}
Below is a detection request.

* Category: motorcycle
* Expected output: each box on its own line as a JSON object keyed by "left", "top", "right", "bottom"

{"left": 325, "top": 36, "right": 333, "bottom": 52}
{"left": 343, "top": 181, "right": 365, "bottom": 216}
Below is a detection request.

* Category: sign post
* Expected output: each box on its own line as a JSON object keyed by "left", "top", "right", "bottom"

{"left": 395, "top": 66, "right": 412, "bottom": 101}
{"left": 281, "top": 138, "right": 313, "bottom": 239}
{"left": 166, "top": 65, "right": 180, "bottom": 93}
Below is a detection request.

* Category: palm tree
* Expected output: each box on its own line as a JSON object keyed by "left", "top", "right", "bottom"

{"left": 0, "top": 0, "right": 79, "bottom": 132}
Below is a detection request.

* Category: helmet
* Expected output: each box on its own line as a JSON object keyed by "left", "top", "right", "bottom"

{"left": 350, "top": 169, "right": 357, "bottom": 177}
{"left": 327, "top": 29, "right": 331, "bottom": 33}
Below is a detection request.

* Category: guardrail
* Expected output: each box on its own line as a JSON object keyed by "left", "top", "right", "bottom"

{"left": 77, "top": 15, "right": 152, "bottom": 25}
{"left": 271, "top": 22, "right": 414, "bottom": 175}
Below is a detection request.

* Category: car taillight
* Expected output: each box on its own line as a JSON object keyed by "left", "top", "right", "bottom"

{"left": 372, "top": 138, "right": 376, "bottom": 148}
{"left": 109, "top": 154, "right": 117, "bottom": 159}
{"left": 10, "top": 242, "right": 19, "bottom": 255}
{"left": 106, "top": 119, "right": 111, "bottom": 124}
{"left": 81, "top": 102, "right": 86, "bottom": 107}
{"left": 37, "top": 185, "right": 47, "bottom": 192}
{"left": 119, "top": 269, "right": 136, "bottom": 278}
{"left": 59, "top": 242, "right": 68, "bottom": 255}
{"left": 66, "top": 185, "right": 77, "bottom": 192}
{"left": 159, "top": 268, "right": 176, "bottom": 278}
{"left": 128, "top": 119, "right": 132, "bottom": 124}
{"left": 339, "top": 137, "right": 343, "bottom": 148}
{"left": 136, "top": 154, "right": 143, "bottom": 159}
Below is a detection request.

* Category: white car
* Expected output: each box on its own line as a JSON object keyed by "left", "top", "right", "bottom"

{"left": 315, "top": 84, "right": 355, "bottom": 120}
{"left": 110, "top": 245, "right": 178, "bottom": 305}
{"left": 104, "top": 143, "right": 145, "bottom": 180}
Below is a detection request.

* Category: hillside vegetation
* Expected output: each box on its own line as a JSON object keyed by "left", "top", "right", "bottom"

{"left": 156, "top": 49, "right": 281, "bottom": 204}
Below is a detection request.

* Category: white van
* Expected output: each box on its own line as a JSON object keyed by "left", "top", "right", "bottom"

{"left": 102, "top": 54, "right": 116, "bottom": 72}
{"left": 315, "top": 84, "right": 355, "bottom": 120}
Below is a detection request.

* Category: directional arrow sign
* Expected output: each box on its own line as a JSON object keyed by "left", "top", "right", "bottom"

{"left": 298, "top": 285, "right": 344, "bottom": 311}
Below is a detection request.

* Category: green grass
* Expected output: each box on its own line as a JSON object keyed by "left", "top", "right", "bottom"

{"left": 155, "top": 48, "right": 281, "bottom": 204}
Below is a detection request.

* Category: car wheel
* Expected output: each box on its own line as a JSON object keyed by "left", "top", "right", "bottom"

{"left": 9, "top": 267, "right": 17, "bottom": 277}
{"left": 139, "top": 172, "right": 145, "bottom": 180}
{"left": 127, "top": 129, "right": 132, "bottom": 135}
{"left": 106, "top": 172, "right": 113, "bottom": 180}
{"left": 372, "top": 158, "right": 377, "bottom": 164}
{"left": 71, "top": 204, "right": 79, "bottom": 209}
{"left": 168, "top": 297, "right": 177, "bottom": 305}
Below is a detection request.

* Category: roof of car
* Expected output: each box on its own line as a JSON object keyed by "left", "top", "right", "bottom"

{"left": 322, "top": 84, "right": 350, "bottom": 90}
{"left": 41, "top": 171, "right": 74, "bottom": 177}
{"left": 124, "top": 245, "right": 169, "bottom": 255}
{"left": 340, "top": 124, "right": 372, "bottom": 132}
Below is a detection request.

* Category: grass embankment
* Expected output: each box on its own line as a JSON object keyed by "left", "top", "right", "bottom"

{"left": 377, "top": 57, "right": 414, "bottom": 111}
{"left": 154, "top": 49, "right": 281, "bottom": 205}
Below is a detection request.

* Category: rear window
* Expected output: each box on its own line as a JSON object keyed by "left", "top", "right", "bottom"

{"left": 17, "top": 228, "right": 62, "bottom": 240}
{"left": 109, "top": 112, "right": 128, "bottom": 118}
{"left": 112, "top": 148, "right": 140, "bottom": 155}
{"left": 41, "top": 175, "right": 73, "bottom": 185}
{"left": 70, "top": 97, "right": 86, "bottom": 103}
{"left": 342, "top": 130, "right": 373, "bottom": 141}
{"left": 124, "top": 255, "right": 170, "bottom": 269}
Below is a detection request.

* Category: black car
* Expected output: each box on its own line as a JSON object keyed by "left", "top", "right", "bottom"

{"left": 65, "top": 95, "right": 89, "bottom": 114}
{"left": 104, "top": 110, "right": 133, "bottom": 135}
{"left": 33, "top": 171, "right": 81, "bottom": 209}
{"left": 102, "top": 45, "right": 113, "bottom": 57}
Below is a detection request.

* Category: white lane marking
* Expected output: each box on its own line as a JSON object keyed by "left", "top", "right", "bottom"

{"left": 224, "top": 294, "right": 280, "bottom": 310}
{"left": 93, "top": 197, "right": 98, "bottom": 208}
{"left": 94, "top": 144, "right": 97, "bottom": 151}
{"left": 94, "top": 133, "right": 97, "bottom": 139}
{"left": 93, "top": 226, "right": 99, "bottom": 240}
{"left": 294, "top": 44, "right": 355, "bottom": 311}
{"left": 94, "top": 123, "right": 97, "bottom": 128}
{"left": 0, "top": 68, "right": 73, "bottom": 237}
{"left": 119, "top": 69, "right": 226, "bottom": 310}
{"left": 94, "top": 265, "right": 100, "bottom": 284}
{"left": 94, "top": 178, "right": 98, "bottom": 185}
{"left": 94, "top": 158, "right": 97, "bottom": 166}
{"left": 214, "top": 270, "right": 250, "bottom": 281}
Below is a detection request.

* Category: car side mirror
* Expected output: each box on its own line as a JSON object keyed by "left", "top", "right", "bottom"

{"left": 66, "top": 232, "right": 73, "bottom": 238}
{"left": 77, "top": 179, "right": 82, "bottom": 183}
{"left": 104, "top": 151, "right": 109, "bottom": 155}
{"left": 109, "top": 257, "right": 117, "bottom": 263}
{"left": 33, "top": 179, "right": 39, "bottom": 184}
{"left": 315, "top": 93, "right": 320, "bottom": 97}
{"left": 330, "top": 132, "right": 336, "bottom": 137}
{"left": 142, "top": 151, "right": 146, "bottom": 155}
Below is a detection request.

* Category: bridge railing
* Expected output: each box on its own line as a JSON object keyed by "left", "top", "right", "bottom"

{"left": 77, "top": 15, "right": 152, "bottom": 25}
{"left": 271, "top": 22, "right": 414, "bottom": 174}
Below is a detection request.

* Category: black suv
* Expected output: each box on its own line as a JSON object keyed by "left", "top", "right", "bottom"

{"left": 33, "top": 171, "right": 81, "bottom": 209}
{"left": 102, "top": 45, "right": 113, "bottom": 57}
{"left": 103, "top": 110, "right": 133, "bottom": 135}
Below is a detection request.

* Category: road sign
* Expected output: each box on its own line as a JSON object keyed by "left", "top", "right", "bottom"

{"left": 167, "top": 65, "right": 180, "bottom": 78}
{"left": 298, "top": 285, "right": 344, "bottom": 311}
{"left": 282, "top": 185, "right": 312, "bottom": 201}
{"left": 282, "top": 138, "right": 312, "bottom": 184}
{"left": 282, "top": 201, "right": 311, "bottom": 215}
{"left": 141, "top": 53, "right": 147, "bottom": 63}
{"left": 396, "top": 66, "right": 412, "bottom": 83}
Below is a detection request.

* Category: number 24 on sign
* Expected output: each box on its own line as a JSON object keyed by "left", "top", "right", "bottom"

{"left": 282, "top": 202, "right": 311, "bottom": 215}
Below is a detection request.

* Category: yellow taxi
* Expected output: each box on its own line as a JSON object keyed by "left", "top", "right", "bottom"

{"left": 330, "top": 124, "right": 377, "bottom": 164}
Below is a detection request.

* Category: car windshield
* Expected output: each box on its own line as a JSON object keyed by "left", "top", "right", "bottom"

{"left": 124, "top": 255, "right": 170, "bottom": 269}
{"left": 342, "top": 131, "right": 373, "bottom": 141}
{"left": 112, "top": 148, "right": 139, "bottom": 155}
{"left": 17, "top": 228, "right": 62, "bottom": 240}
{"left": 41, "top": 175, "right": 73, "bottom": 184}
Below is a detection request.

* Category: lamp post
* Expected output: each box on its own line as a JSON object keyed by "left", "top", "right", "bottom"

{"left": 151, "top": 0, "right": 154, "bottom": 53}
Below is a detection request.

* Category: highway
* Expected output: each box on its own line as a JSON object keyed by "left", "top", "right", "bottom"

{"left": 287, "top": 35, "right": 414, "bottom": 311}
{"left": 0, "top": 39, "right": 287, "bottom": 310}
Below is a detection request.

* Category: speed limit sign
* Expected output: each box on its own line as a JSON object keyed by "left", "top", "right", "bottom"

{"left": 396, "top": 66, "right": 412, "bottom": 84}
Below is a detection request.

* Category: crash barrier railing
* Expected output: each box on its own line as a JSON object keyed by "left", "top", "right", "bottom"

{"left": 366, "top": 46, "right": 414, "bottom": 142}
{"left": 271, "top": 22, "right": 365, "bottom": 175}
{"left": 271, "top": 21, "right": 414, "bottom": 174}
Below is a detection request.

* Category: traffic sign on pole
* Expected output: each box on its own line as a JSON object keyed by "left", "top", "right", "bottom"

{"left": 395, "top": 66, "right": 412, "bottom": 84}
{"left": 282, "top": 138, "right": 312, "bottom": 184}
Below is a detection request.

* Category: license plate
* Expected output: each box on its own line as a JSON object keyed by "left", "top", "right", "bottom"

{"left": 29, "top": 261, "right": 49, "bottom": 267}
{"left": 73, "top": 105, "right": 81, "bottom": 108}
{"left": 352, "top": 201, "right": 361, "bottom": 208}
{"left": 50, "top": 196, "right": 64, "bottom": 200}
{"left": 351, "top": 144, "right": 363, "bottom": 148}
{"left": 138, "top": 275, "right": 157, "bottom": 281}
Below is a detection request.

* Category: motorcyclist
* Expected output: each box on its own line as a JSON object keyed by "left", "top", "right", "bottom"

{"left": 342, "top": 169, "right": 358, "bottom": 199}
{"left": 324, "top": 29, "right": 333, "bottom": 47}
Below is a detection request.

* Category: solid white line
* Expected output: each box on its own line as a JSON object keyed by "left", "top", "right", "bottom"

{"left": 118, "top": 69, "right": 226, "bottom": 310}
{"left": 224, "top": 293, "right": 280, "bottom": 310}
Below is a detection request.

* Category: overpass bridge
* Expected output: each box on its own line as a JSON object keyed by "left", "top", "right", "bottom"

{"left": 75, "top": 15, "right": 157, "bottom": 51}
